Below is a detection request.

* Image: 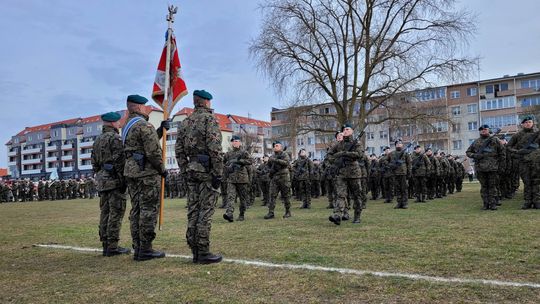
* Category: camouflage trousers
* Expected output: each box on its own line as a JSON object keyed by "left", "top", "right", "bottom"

{"left": 368, "top": 176, "right": 380, "bottom": 200}
{"left": 99, "top": 188, "right": 127, "bottom": 248}
{"left": 127, "top": 175, "right": 160, "bottom": 250}
{"left": 359, "top": 177, "right": 367, "bottom": 208}
{"left": 186, "top": 176, "right": 219, "bottom": 254}
{"left": 333, "top": 176, "right": 362, "bottom": 218}
{"left": 476, "top": 171, "right": 498, "bottom": 209}
{"left": 393, "top": 175, "right": 408, "bottom": 207}
{"left": 258, "top": 180, "right": 270, "bottom": 205}
{"left": 447, "top": 174, "right": 456, "bottom": 194}
{"left": 455, "top": 177, "right": 464, "bottom": 192}
{"left": 226, "top": 182, "right": 250, "bottom": 215}
{"left": 382, "top": 176, "right": 394, "bottom": 202}
{"left": 268, "top": 175, "right": 291, "bottom": 213}
{"left": 519, "top": 162, "right": 534, "bottom": 204}
{"left": 413, "top": 176, "right": 427, "bottom": 199}
{"left": 296, "top": 179, "right": 311, "bottom": 206}
{"left": 326, "top": 179, "right": 336, "bottom": 207}
{"left": 311, "top": 180, "right": 320, "bottom": 198}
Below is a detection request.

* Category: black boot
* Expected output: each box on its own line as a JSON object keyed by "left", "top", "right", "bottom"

{"left": 191, "top": 248, "right": 198, "bottom": 263}
{"left": 352, "top": 210, "right": 361, "bottom": 224}
{"left": 236, "top": 212, "right": 245, "bottom": 221}
{"left": 137, "top": 244, "right": 165, "bottom": 261}
{"left": 264, "top": 211, "right": 275, "bottom": 219}
{"left": 521, "top": 202, "right": 532, "bottom": 210}
{"left": 283, "top": 208, "right": 291, "bottom": 218}
{"left": 102, "top": 242, "right": 107, "bottom": 256}
{"left": 106, "top": 246, "right": 131, "bottom": 257}
{"left": 223, "top": 213, "right": 234, "bottom": 223}
{"left": 328, "top": 215, "right": 341, "bottom": 225}
{"left": 197, "top": 252, "right": 223, "bottom": 264}
{"left": 132, "top": 243, "right": 140, "bottom": 261}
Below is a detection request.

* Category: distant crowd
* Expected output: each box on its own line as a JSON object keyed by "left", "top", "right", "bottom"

{"left": 0, "top": 178, "right": 97, "bottom": 202}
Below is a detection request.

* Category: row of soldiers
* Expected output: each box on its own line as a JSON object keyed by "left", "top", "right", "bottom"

{"left": 0, "top": 178, "right": 97, "bottom": 203}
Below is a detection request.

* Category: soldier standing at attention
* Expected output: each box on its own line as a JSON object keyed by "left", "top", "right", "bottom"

{"left": 223, "top": 135, "right": 252, "bottom": 222}
{"left": 506, "top": 115, "right": 540, "bottom": 209}
{"left": 389, "top": 140, "right": 411, "bottom": 209}
{"left": 454, "top": 156, "right": 465, "bottom": 193}
{"left": 91, "top": 112, "right": 130, "bottom": 257}
{"left": 367, "top": 154, "right": 380, "bottom": 200}
{"left": 327, "top": 124, "right": 364, "bottom": 225}
{"left": 264, "top": 141, "right": 292, "bottom": 219}
{"left": 256, "top": 155, "right": 271, "bottom": 206}
{"left": 379, "top": 147, "right": 394, "bottom": 204}
{"left": 175, "top": 90, "right": 224, "bottom": 264}
{"left": 293, "top": 149, "right": 313, "bottom": 209}
{"left": 123, "top": 94, "right": 169, "bottom": 261}
{"left": 411, "top": 145, "right": 431, "bottom": 203}
{"left": 466, "top": 124, "right": 505, "bottom": 210}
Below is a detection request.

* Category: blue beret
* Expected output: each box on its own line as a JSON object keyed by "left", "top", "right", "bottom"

{"left": 101, "top": 112, "right": 121, "bottom": 122}
{"left": 231, "top": 135, "right": 241, "bottom": 142}
{"left": 478, "top": 124, "right": 490, "bottom": 131}
{"left": 193, "top": 90, "right": 213, "bottom": 100}
{"left": 127, "top": 94, "right": 148, "bottom": 104}
{"left": 521, "top": 115, "right": 535, "bottom": 124}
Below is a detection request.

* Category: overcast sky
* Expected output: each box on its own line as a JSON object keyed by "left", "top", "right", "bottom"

{"left": 1, "top": 0, "right": 539, "bottom": 167}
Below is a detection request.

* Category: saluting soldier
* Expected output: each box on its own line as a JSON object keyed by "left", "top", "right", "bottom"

{"left": 91, "top": 112, "right": 130, "bottom": 256}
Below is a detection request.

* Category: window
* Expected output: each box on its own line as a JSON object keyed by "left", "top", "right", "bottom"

{"left": 28, "top": 136, "right": 32, "bottom": 141}
{"left": 453, "top": 140, "right": 462, "bottom": 150}
{"left": 37, "top": 134, "right": 43, "bottom": 140}
{"left": 415, "top": 88, "right": 446, "bottom": 101}
{"left": 482, "top": 115, "right": 517, "bottom": 129}
{"left": 367, "top": 132, "right": 375, "bottom": 140}
{"left": 520, "top": 96, "right": 540, "bottom": 107}
{"left": 379, "top": 131, "right": 388, "bottom": 139}
{"left": 86, "top": 126, "right": 92, "bottom": 133}
{"left": 467, "top": 87, "right": 478, "bottom": 96}
{"left": 485, "top": 85, "right": 494, "bottom": 94}
{"left": 435, "top": 122, "right": 448, "bottom": 132}
{"left": 450, "top": 91, "right": 460, "bottom": 99}
{"left": 307, "top": 137, "right": 313, "bottom": 145}
{"left": 500, "top": 83, "right": 509, "bottom": 91}
{"left": 452, "top": 106, "right": 461, "bottom": 116}
{"left": 468, "top": 121, "right": 478, "bottom": 131}
{"left": 452, "top": 123, "right": 461, "bottom": 133}
{"left": 467, "top": 104, "right": 478, "bottom": 114}
{"left": 480, "top": 96, "right": 515, "bottom": 111}
{"left": 366, "top": 147, "right": 375, "bottom": 155}
{"left": 521, "top": 79, "right": 540, "bottom": 89}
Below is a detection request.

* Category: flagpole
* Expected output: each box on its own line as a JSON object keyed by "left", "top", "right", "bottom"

{"left": 159, "top": 5, "right": 177, "bottom": 231}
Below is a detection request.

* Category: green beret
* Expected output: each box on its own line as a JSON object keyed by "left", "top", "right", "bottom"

{"left": 272, "top": 141, "right": 282, "bottom": 147}
{"left": 341, "top": 123, "right": 353, "bottom": 131}
{"left": 193, "top": 90, "right": 213, "bottom": 100}
{"left": 478, "top": 124, "right": 490, "bottom": 131}
{"left": 231, "top": 135, "right": 241, "bottom": 142}
{"left": 521, "top": 115, "right": 535, "bottom": 124}
{"left": 127, "top": 94, "right": 148, "bottom": 104}
{"left": 101, "top": 112, "right": 121, "bottom": 122}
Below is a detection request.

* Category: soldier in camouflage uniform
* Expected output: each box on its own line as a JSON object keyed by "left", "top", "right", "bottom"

{"left": 446, "top": 155, "right": 456, "bottom": 195}
{"left": 436, "top": 152, "right": 448, "bottom": 198}
{"left": 411, "top": 145, "right": 431, "bottom": 203}
{"left": 38, "top": 179, "right": 46, "bottom": 201}
{"left": 389, "top": 140, "right": 411, "bottom": 209}
{"left": 91, "top": 112, "right": 130, "bottom": 256}
{"left": 368, "top": 154, "right": 380, "bottom": 200}
{"left": 466, "top": 124, "right": 505, "bottom": 210}
{"left": 293, "top": 149, "right": 313, "bottom": 209}
{"left": 123, "top": 94, "right": 168, "bottom": 261}
{"left": 507, "top": 115, "right": 540, "bottom": 209}
{"left": 327, "top": 124, "right": 364, "bottom": 224}
{"left": 256, "top": 155, "right": 271, "bottom": 206}
{"left": 379, "top": 147, "right": 394, "bottom": 203}
{"left": 454, "top": 156, "right": 465, "bottom": 193}
{"left": 176, "top": 90, "right": 223, "bottom": 264}
{"left": 322, "top": 150, "right": 336, "bottom": 209}
{"left": 223, "top": 135, "right": 252, "bottom": 222}
{"left": 311, "top": 159, "right": 321, "bottom": 198}
{"left": 264, "top": 141, "right": 292, "bottom": 219}
{"left": 357, "top": 150, "right": 369, "bottom": 209}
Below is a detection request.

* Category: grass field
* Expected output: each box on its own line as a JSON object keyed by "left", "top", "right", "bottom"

{"left": 0, "top": 182, "right": 539, "bottom": 303}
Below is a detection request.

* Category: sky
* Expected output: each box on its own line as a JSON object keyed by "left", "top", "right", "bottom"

{"left": 1, "top": 0, "right": 539, "bottom": 167}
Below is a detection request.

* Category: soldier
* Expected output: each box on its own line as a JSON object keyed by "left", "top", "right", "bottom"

{"left": 264, "top": 141, "right": 292, "bottom": 219}
{"left": 357, "top": 150, "right": 369, "bottom": 209}
{"left": 411, "top": 145, "right": 431, "bottom": 203}
{"left": 437, "top": 152, "right": 449, "bottom": 198}
{"left": 446, "top": 155, "right": 456, "bottom": 195}
{"left": 123, "top": 94, "right": 169, "bottom": 261}
{"left": 506, "top": 115, "right": 540, "bottom": 209}
{"left": 367, "top": 154, "right": 380, "bottom": 200}
{"left": 256, "top": 156, "right": 271, "bottom": 206}
{"left": 389, "top": 140, "right": 411, "bottom": 209}
{"left": 175, "top": 90, "right": 223, "bottom": 264}
{"left": 466, "top": 124, "right": 505, "bottom": 210}
{"left": 293, "top": 149, "right": 313, "bottom": 209}
{"left": 37, "top": 179, "right": 46, "bottom": 201}
{"left": 327, "top": 123, "right": 364, "bottom": 224}
{"left": 454, "top": 156, "right": 465, "bottom": 193}
{"left": 222, "top": 135, "right": 252, "bottom": 222}
{"left": 322, "top": 148, "right": 336, "bottom": 209}
{"left": 311, "top": 159, "right": 321, "bottom": 199}
{"left": 91, "top": 112, "right": 130, "bottom": 256}
{"left": 379, "top": 147, "right": 394, "bottom": 204}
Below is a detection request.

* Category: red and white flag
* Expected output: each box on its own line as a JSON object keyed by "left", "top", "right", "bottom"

{"left": 152, "top": 33, "right": 188, "bottom": 115}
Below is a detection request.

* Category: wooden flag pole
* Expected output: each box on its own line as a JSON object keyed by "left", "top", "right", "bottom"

{"left": 159, "top": 5, "right": 177, "bottom": 231}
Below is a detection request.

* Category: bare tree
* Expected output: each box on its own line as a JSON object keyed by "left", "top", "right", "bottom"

{"left": 251, "top": 0, "right": 477, "bottom": 136}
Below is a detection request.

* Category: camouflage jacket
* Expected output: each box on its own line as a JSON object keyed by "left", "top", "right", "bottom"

{"left": 92, "top": 125, "right": 125, "bottom": 191}
{"left": 388, "top": 150, "right": 411, "bottom": 176}
{"left": 506, "top": 128, "right": 540, "bottom": 162}
{"left": 438, "top": 157, "right": 450, "bottom": 176}
{"left": 175, "top": 106, "right": 223, "bottom": 178}
{"left": 123, "top": 112, "right": 165, "bottom": 178}
{"left": 223, "top": 147, "right": 251, "bottom": 184}
{"left": 427, "top": 155, "right": 440, "bottom": 177}
{"left": 466, "top": 135, "right": 505, "bottom": 172}
{"left": 447, "top": 158, "right": 456, "bottom": 176}
{"left": 293, "top": 157, "right": 313, "bottom": 181}
{"left": 379, "top": 154, "right": 394, "bottom": 178}
{"left": 256, "top": 162, "right": 271, "bottom": 182}
{"left": 368, "top": 159, "right": 380, "bottom": 178}
{"left": 327, "top": 136, "right": 364, "bottom": 179}
{"left": 268, "top": 151, "right": 291, "bottom": 179}
{"left": 311, "top": 163, "right": 321, "bottom": 181}
{"left": 411, "top": 152, "right": 431, "bottom": 177}
{"left": 455, "top": 161, "right": 466, "bottom": 178}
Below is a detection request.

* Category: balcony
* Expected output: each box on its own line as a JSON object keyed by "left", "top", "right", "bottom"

{"left": 46, "top": 167, "right": 60, "bottom": 173}
{"left": 61, "top": 167, "right": 74, "bottom": 172}
{"left": 79, "top": 141, "right": 94, "bottom": 148}
{"left": 8, "top": 161, "right": 17, "bottom": 166}
{"left": 61, "top": 155, "right": 74, "bottom": 161}
{"left": 79, "top": 164, "right": 92, "bottom": 170}
{"left": 8, "top": 150, "right": 17, "bottom": 157}
{"left": 21, "top": 158, "right": 43, "bottom": 165}
{"left": 21, "top": 147, "right": 42, "bottom": 155}
{"left": 79, "top": 153, "right": 92, "bottom": 159}
{"left": 22, "top": 169, "right": 42, "bottom": 175}
{"left": 46, "top": 156, "right": 59, "bottom": 162}
{"left": 46, "top": 145, "right": 58, "bottom": 151}
{"left": 62, "top": 143, "right": 73, "bottom": 150}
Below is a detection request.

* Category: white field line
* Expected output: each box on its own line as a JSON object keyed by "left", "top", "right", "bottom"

{"left": 34, "top": 244, "right": 540, "bottom": 289}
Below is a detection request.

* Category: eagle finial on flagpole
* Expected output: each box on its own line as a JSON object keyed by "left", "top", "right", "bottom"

{"left": 167, "top": 5, "right": 178, "bottom": 24}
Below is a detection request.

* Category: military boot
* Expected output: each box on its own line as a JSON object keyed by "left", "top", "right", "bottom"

{"left": 106, "top": 246, "right": 131, "bottom": 257}
{"left": 102, "top": 242, "right": 107, "bottom": 256}
{"left": 401, "top": 200, "right": 409, "bottom": 209}
{"left": 137, "top": 243, "right": 165, "bottom": 261}
{"left": 191, "top": 248, "right": 198, "bottom": 263}
{"left": 328, "top": 214, "right": 341, "bottom": 225}
{"left": 236, "top": 212, "right": 245, "bottom": 221}
{"left": 283, "top": 208, "right": 291, "bottom": 218}
{"left": 197, "top": 252, "right": 223, "bottom": 264}
{"left": 352, "top": 209, "right": 361, "bottom": 224}
{"left": 534, "top": 202, "right": 540, "bottom": 209}
{"left": 264, "top": 211, "right": 275, "bottom": 219}
{"left": 132, "top": 243, "right": 140, "bottom": 261}
{"left": 415, "top": 195, "right": 421, "bottom": 203}
{"left": 521, "top": 201, "right": 532, "bottom": 210}
{"left": 223, "top": 213, "right": 234, "bottom": 223}
{"left": 482, "top": 201, "right": 489, "bottom": 210}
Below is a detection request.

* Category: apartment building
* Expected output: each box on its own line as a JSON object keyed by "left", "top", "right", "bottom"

{"left": 270, "top": 71, "right": 540, "bottom": 160}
